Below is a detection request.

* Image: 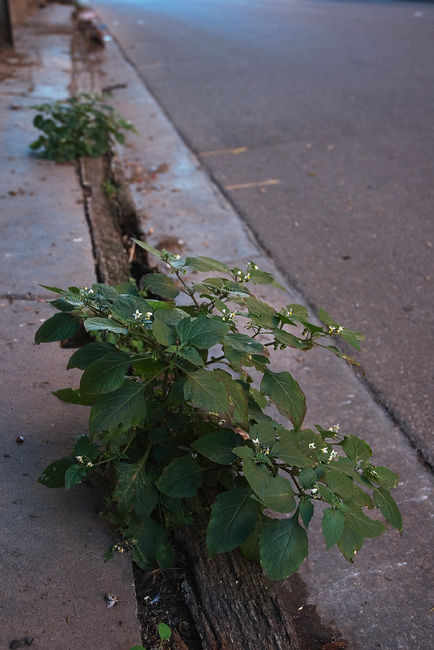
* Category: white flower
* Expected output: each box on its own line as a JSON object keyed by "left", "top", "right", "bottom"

{"left": 329, "top": 450, "right": 339, "bottom": 461}
{"left": 252, "top": 438, "right": 260, "bottom": 445}
{"left": 76, "top": 456, "right": 83, "bottom": 463}
{"left": 308, "top": 442, "right": 316, "bottom": 449}
{"left": 86, "top": 462, "right": 93, "bottom": 468}
{"left": 145, "top": 311, "right": 153, "bottom": 319}
{"left": 311, "top": 487, "right": 318, "bottom": 495}
{"left": 328, "top": 423, "right": 340, "bottom": 433}
{"left": 134, "top": 309, "right": 142, "bottom": 320}
{"left": 321, "top": 447, "right": 329, "bottom": 454}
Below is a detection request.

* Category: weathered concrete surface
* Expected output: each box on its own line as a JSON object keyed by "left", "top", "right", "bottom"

{"left": 0, "top": 5, "right": 142, "bottom": 648}
{"left": 88, "top": 24, "right": 434, "bottom": 650}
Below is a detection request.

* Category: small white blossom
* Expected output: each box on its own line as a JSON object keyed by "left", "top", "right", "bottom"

{"left": 328, "top": 423, "right": 340, "bottom": 433}
{"left": 252, "top": 438, "right": 260, "bottom": 445}
{"left": 134, "top": 309, "right": 142, "bottom": 320}
{"left": 145, "top": 311, "right": 153, "bottom": 319}
{"left": 76, "top": 456, "right": 83, "bottom": 463}
{"left": 311, "top": 487, "right": 318, "bottom": 495}
{"left": 329, "top": 450, "right": 339, "bottom": 461}
{"left": 86, "top": 462, "right": 93, "bottom": 468}
{"left": 321, "top": 447, "right": 329, "bottom": 454}
{"left": 308, "top": 443, "right": 316, "bottom": 449}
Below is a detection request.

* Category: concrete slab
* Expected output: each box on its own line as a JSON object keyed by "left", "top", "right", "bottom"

{"left": 0, "top": 300, "right": 142, "bottom": 649}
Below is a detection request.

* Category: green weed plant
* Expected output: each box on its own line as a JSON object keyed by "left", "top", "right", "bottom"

{"left": 30, "top": 92, "right": 137, "bottom": 163}
{"left": 35, "top": 242, "right": 402, "bottom": 580}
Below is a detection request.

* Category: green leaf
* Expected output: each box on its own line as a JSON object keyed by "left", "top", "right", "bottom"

{"left": 113, "top": 461, "right": 159, "bottom": 519}
{"left": 246, "top": 296, "right": 279, "bottom": 328}
{"left": 249, "top": 422, "right": 277, "bottom": 447}
{"left": 73, "top": 435, "right": 99, "bottom": 461}
{"left": 64, "top": 464, "right": 87, "bottom": 490}
{"left": 248, "top": 468, "right": 296, "bottom": 514}
{"left": 35, "top": 312, "right": 79, "bottom": 344}
{"left": 223, "top": 332, "right": 266, "bottom": 354}
{"left": 373, "top": 487, "right": 403, "bottom": 533}
{"left": 84, "top": 317, "right": 128, "bottom": 335}
{"left": 158, "top": 622, "right": 172, "bottom": 641}
{"left": 342, "top": 434, "right": 372, "bottom": 463}
{"left": 52, "top": 388, "right": 95, "bottom": 405}
{"left": 185, "top": 256, "right": 230, "bottom": 273}
{"left": 260, "top": 515, "right": 308, "bottom": 580}
{"left": 206, "top": 488, "right": 258, "bottom": 557}
{"left": 125, "top": 516, "right": 167, "bottom": 571}
{"left": 299, "top": 499, "right": 314, "bottom": 528}
{"left": 326, "top": 470, "right": 354, "bottom": 498}
{"left": 337, "top": 524, "right": 364, "bottom": 563}
{"left": 271, "top": 437, "right": 313, "bottom": 469}
{"left": 184, "top": 369, "right": 231, "bottom": 418}
{"left": 261, "top": 369, "right": 306, "bottom": 430}
{"left": 152, "top": 317, "right": 177, "bottom": 347}
{"left": 364, "top": 465, "right": 399, "bottom": 490}
{"left": 176, "top": 346, "right": 205, "bottom": 367}
{"left": 80, "top": 351, "right": 132, "bottom": 395}
{"left": 143, "top": 273, "right": 180, "bottom": 299}
{"left": 192, "top": 429, "right": 245, "bottom": 465}
{"left": 213, "top": 370, "right": 249, "bottom": 429}
{"left": 340, "top": 328, "right": 364, "bottom": 351}
{"left": 67, "top": 342, "right": 118, "bottom": 370}
{"left": 274, "top": 329, "right": 309, "bottom": 350}
{"left": 38, "top": 457, "right": 73, "bottom": 488}
{"left": 177, "top": 315, "right": 229, "bottom": 349}
{"left": 89, "top": 380, "right": 147, "bottom": 435}
{"left": 322, "top": 508, "right": 346, "bottom": 550}
{"left": 156, "top": 455, "right": 203, "bottom": 498}
{"left": 338, "top": 502, "right": 386, "bottom": 538}
{"left": 298, "top": 467, "right": 317, "bottom": 489}
{"left": 318, "top": 307, "right": 335, "bottom": 327}
{"left": 111, "top": 295, "right": 154, "bottom": 323}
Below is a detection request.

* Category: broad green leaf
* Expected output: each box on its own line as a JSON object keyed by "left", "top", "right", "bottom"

{"left": 124, "top": 515, "right": 167, "bottom": 570}
{"left": 38, "top": 457, "right": 73, "bottom": 488}
{"left": 246, "top": 296, "right": 279, "bottom": 328}
{"left": 318, "top": 307, "right": 335, "bottom": 327}
{"left": 271, "top": 437, "right": 313, "bottom": 469}
{"left": 339, "top": 502, "right": 386, "bottom": 538}
{"left": 111, "top": 295, "right": 154, "bottom": 323}
{"left": 260, "top": 515, "right": 308, "bottom": 580}
{"left": 142, "top": 273, "right": 180, "bottom": 299}
{"left": 35, "top": 312, "right": 79, "bottom": 344}
{"left": 274, "top": 329, "right": 309, "bottom": 350}
{"left": 298, "top": 467, "right": 317, "bottom": 489}
{"left": 185, "top": 256, "right": 230, "bottom": 273}
{"left": 247, "top": 466, "right": 296, "bottom": 514}
{"left": 206, "top": 488, "right": 258, "bottom": 557}
{"left": 326, "top": 470, "right": 354, "bottom": 498}
{"left": 52, "top": 388, "right": 95, "bottom": 405}
{"left": 37, "top": 283, "right": 66, "bottom": 294}
{"left": 342, "top": 434, "right": 372, "bottom": 462}
{"left": 84, "top": 317, "right": 127, "bottom": 335}
{"left": 261, "top": 369, "right": 306, "bottom": 430}
{"left": 249, "top": 422, "right": 277, "bottom": 447}
{"left": 192, "top": 429, "right": 245, "bottom": 465}
{"left": 80, "top": 351, "right": 132, "bottom": 395}
{"left": 177, "top": 315, "right": 229, "bottom": 349}
{"left": 337, "top": 524, "right": 364, "bottom": 563}
{"left": 176, "top": 346, "right": 205, "bottom": 367}
{"left": 214, "top": 370, "right": 249, "bottom": 429}
{"left": 373, "top": 487, "right": 403, "bottom": 533}
{"left": 299, "top": 499, "right": 314, "bottom": 528}
{"left": 156, "top": 455, "right": 203, "bottom": 498}
{"left": 363, "top": 465, "right": 399, "bottom": 490}
{"left": 322, "top": 508, "right": 346, "bottom": 550}
{"left": 64, "top": 464, "right": 87, "bottom": 490}
{"left": 184, "top": 369, "right": 231, "bottom": 418}
{"left": 73, "top": 436, "right": 99, "bottom": 462}
{"left": 132, "top": 238, "right": 166, "bottom": 261}
{"left": 239, "top": 514, "right": 268, "bottom": 563}
{"left": 67, "top": 342, "right": 118, "bottom": 370}
{"left": 152, "top": 317, "right": 177, "bottom": 346}
{"left": 249, "top": 268, "right": 284, "bottom": 289}
{"left": 113, "top": 461, "right": 158, "bottom": 519}
{"left": 158, "top": 622, "right": 172, "bottom": 641}
{"left": 89, "top": 380, "right": 147, "bottom": 435}
{"left": 115, "top": 282, "right": 138, "bottom": 295}
{"left": 223, "top": 333, "right": 266, "bottom": 354}
{"left": 48, "top": 297, "right": 76, "bottom": 312}
{"left": 287, "top": 304, "right": 309, "bottom": 321}
{"left": 340, "top": 328, "right": 364, "bottom": 351}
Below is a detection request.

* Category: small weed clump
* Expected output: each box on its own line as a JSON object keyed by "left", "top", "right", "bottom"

{"left": 30, "top": 92, "right": 137, "bottom": 163}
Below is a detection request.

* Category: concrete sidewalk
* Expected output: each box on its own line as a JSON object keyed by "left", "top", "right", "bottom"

{"left": 1, "top": 3, "right": 433, "bottom": 650}
{"left": 0, "top": 5, "right": 141, "bottom": 649}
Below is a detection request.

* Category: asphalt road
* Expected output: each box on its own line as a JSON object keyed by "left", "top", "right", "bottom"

{"left": 92, "top": 0, "right": 434, "bottom": 466}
